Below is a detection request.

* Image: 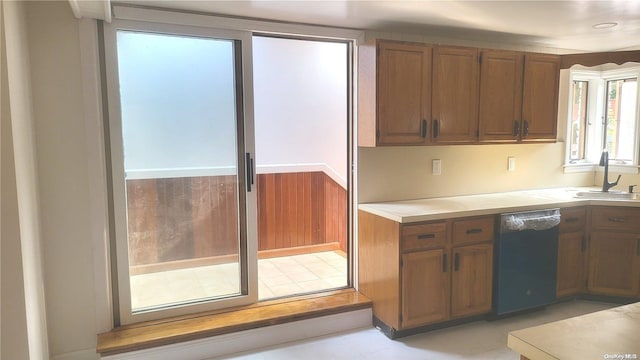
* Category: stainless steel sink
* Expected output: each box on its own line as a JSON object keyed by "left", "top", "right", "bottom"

{"left": 574, "top": 190, "right": 640, "bottom": 200}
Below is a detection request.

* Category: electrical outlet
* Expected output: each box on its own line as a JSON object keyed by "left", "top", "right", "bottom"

{"left": 432, "top": 159, "right": 442, "bottom": 175}
{"left": 507, "top": 156, "right": 516, "bottom": 172}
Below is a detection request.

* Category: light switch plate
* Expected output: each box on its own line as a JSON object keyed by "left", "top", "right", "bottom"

{"left": 432, "top": 159, "right": 441, "bottom": 175}
{"left": 507, "top": 156, "right": 516, "bottom": 172}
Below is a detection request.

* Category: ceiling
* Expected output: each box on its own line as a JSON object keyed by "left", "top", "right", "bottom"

{"left": 117, "top": 1, "right": 640, "bottom": 53}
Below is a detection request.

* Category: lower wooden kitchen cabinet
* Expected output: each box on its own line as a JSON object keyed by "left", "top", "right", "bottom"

{"left": 556, "top": 207, "right": 587, "bottom": 297}
{"left": 401, "top": 249, "right": 449, "bottom": 327}
{"left": 451, "top": 243, "right": 493, "bottom": 318}
{"left": 358, "top": 210, "right": 494, "bottom": 336}
{"left": 588, "top": 207, "right": 640, "bottom": 298}
{"left": 588, "top": 232, "right": 640, "bottom": 297}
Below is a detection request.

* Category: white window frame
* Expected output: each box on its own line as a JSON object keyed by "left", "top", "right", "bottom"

{"left": 564, "top": 66, "right": 640, "bottom": 174}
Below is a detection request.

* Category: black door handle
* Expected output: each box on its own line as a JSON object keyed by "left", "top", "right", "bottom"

{"left": 245, "top": 152, "right": 254, "bottom": 192}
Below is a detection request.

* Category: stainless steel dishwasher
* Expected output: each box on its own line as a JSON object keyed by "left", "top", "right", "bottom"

{"left": 494, "top": 208, "right": 561, "bottom": 316}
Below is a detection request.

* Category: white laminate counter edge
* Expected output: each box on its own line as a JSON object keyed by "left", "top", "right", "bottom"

{"left": 358, "top": 188, "right": 640, "bottom": 223}
{"left": 507, "top": 333, "right": 558, "bottom": 360}
{"left": 506, "top": 302, "right": 640, "bottom": 360}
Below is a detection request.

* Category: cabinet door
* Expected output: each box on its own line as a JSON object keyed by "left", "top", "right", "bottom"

{"left": 401, "top": 249, "right": 449, "bottom": 328}
{"left": 588, "top": 232, "right": 640, "bottom": 297}
{"left": 451, "top": 243, "right": 493, "bottom": 318}
{"left": 556, "top": 232, "right": 586, "bottom": 297}
{"left": 478, "top": 50, "right": 523, "bottom": 142}
{"left": 377, "top": 41, "right": 432, "bottom": 145}
{"left": 521, "top": 53, "right": 560, "bottom": 141}
{"left": 432, "top": 46, "right": 479, "bottom": 144}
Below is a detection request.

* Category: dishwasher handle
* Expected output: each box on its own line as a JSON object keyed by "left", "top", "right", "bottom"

{"left": 500, "top": 209, "right": 561, "bottom": 233}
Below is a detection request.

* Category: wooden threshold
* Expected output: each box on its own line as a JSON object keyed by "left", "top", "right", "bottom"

{"left": 97, "top": 289, "right": 371, "bottom": 357}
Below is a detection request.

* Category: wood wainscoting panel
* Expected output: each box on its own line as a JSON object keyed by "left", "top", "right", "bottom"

{"left": 257, "top": 171, "right": 347, "bottom": 252}
{"left": 126, "top": 171, "right": 347, "bottom": 269}
{"left": 126, "top": 176, "right": 239, "bottom": 267}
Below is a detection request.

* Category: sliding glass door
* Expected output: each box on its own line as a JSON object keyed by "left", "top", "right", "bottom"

{"left": 103, "top": 20, "right": 257, "bottom": 325}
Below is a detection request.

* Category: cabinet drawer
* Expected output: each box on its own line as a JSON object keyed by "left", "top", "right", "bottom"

{"left": 591, "top": 207, "right": 640, "bottom": 232}
{"left": 559, "top": 207, "right": 587, "bottom": 233}
{"left": 402, "top": 222, "right": 448, "bottom": 251}
{"left": 452, "top": 216, "right": 494, "bottom": 245}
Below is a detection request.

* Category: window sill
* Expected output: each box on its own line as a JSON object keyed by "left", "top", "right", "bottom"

{"left": 563, "top": 163, "right": 640, "bottom": 174}
{"left": 563, "top": 163, "right": 596, "bottom": 173}
{"left": 97, "top": 289, "right": 371, "bottom": 357}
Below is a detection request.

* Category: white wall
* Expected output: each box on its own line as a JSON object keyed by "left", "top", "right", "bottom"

{"left": 1, "top": 3, "right": 30, "bottom": 356}
{"left": 358, "top": 142, "right": 595, "bottom": 202}
{"left": 2, "top": 0, "right": 50, "bottom": 358}
{"left": 25, "top": 1, "right": 99, "bottom": 358}
{"left": 253, "top": 36, "right": 348, "bottom": 187}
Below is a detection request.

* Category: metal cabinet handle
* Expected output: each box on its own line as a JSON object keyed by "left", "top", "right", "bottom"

{"left": 417, "top": 233, "right": 435, "bottom": 240}
{"left": 523, "top": 121, "right": 529, "bottom": 137}
{"left": 513, "top": 121, "right": 520, "bottom": 137}
{"left": 421, "top": 119, "right": 427, "bottom": 138}
{"left": 581, "top": 236, "right": 586, "bottom": 252}
{"left": 637, "top": 239, "right": 640, "bottom": 256}
{"left": 442, "top": 253, "right": 448, "bottom": 272}
{"left": 565, "top": 217, "right": 579, "bottom": 223}
{"left": 466, "top": 228, "right": 482, "bottom": 234}
{"left": 608, "top": 217, "right": 626, "bottom": 223}
{"left": 433, "top": 119, "right": 440, "bottom": 138}
{"left": 454, "top": 253, "right": 460, "bottom": 271}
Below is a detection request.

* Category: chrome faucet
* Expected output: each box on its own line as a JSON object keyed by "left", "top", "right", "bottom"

{"left": 599, "top": 149, "right": 621, "bottom": 192}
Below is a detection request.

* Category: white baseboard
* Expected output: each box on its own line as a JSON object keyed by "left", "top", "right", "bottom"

{"left": 100, "top": 308, "right": 372, "bottom": 360}
{"left": 52, "top": 348, "right": 100, "bottom": 360}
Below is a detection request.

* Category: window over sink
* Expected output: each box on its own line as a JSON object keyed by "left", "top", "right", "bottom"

{"left": 564, "top": 65, "right": 640, "bottom": 173}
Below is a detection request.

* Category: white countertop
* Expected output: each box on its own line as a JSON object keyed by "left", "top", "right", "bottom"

{"left": 358, "top": 187, "right": 640, "bottom": 223}
{"left": 507, "top": 302, "right": 640, "bottom": 360}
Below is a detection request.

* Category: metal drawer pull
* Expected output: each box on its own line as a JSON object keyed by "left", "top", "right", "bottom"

{"left": 565, "top": 217, "right": 580, "bottom": 223}
{"left": 466, "top": 228, "right": 482, "bottom": 234}
{"left": 637, "top": 239, "right": 640, "bottom": 257}
{"left": 607, "top": 217, "right": 627, "bottom": 223}
{"left": 417, "top": 234, "right": 435, "bottom": 239}
{"left": 442, "top": 253, "right": 448, "bottom": 272}
{"left": 581, "top": 236, "right": 586, "bottom": 252}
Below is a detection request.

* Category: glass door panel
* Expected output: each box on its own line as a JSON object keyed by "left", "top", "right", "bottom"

{"left": 104, "top": 22, "right": 256, "bottom": 324}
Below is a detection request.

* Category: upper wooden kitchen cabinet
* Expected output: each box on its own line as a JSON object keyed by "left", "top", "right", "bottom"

{"left": 478, "top": 50, "right": 560, "bottom": 142}
{"left": 478, "top": 49, "right": 523, "bottom": 142}
{"left": 431, "top": 46, "right": 479, "bottom": 144}
{"left": 358, "top": 40, "right": 432, "bottom": 146}
{"left": 520, "top": 53, "right": 561, "bottom": 141}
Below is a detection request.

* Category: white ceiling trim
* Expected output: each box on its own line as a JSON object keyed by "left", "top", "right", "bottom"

{"left": 111, "top": 5, "right": 364, "bottom": 42}
{"left": 68, "top": 0, "right": 112, "bottom": 22}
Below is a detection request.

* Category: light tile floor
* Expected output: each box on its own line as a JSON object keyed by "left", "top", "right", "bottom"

{"left": 130, "top": 251, "right": 348, "bottom": 309}
{"left": 216, "top": 300, "right": 616, "bottom": 360}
